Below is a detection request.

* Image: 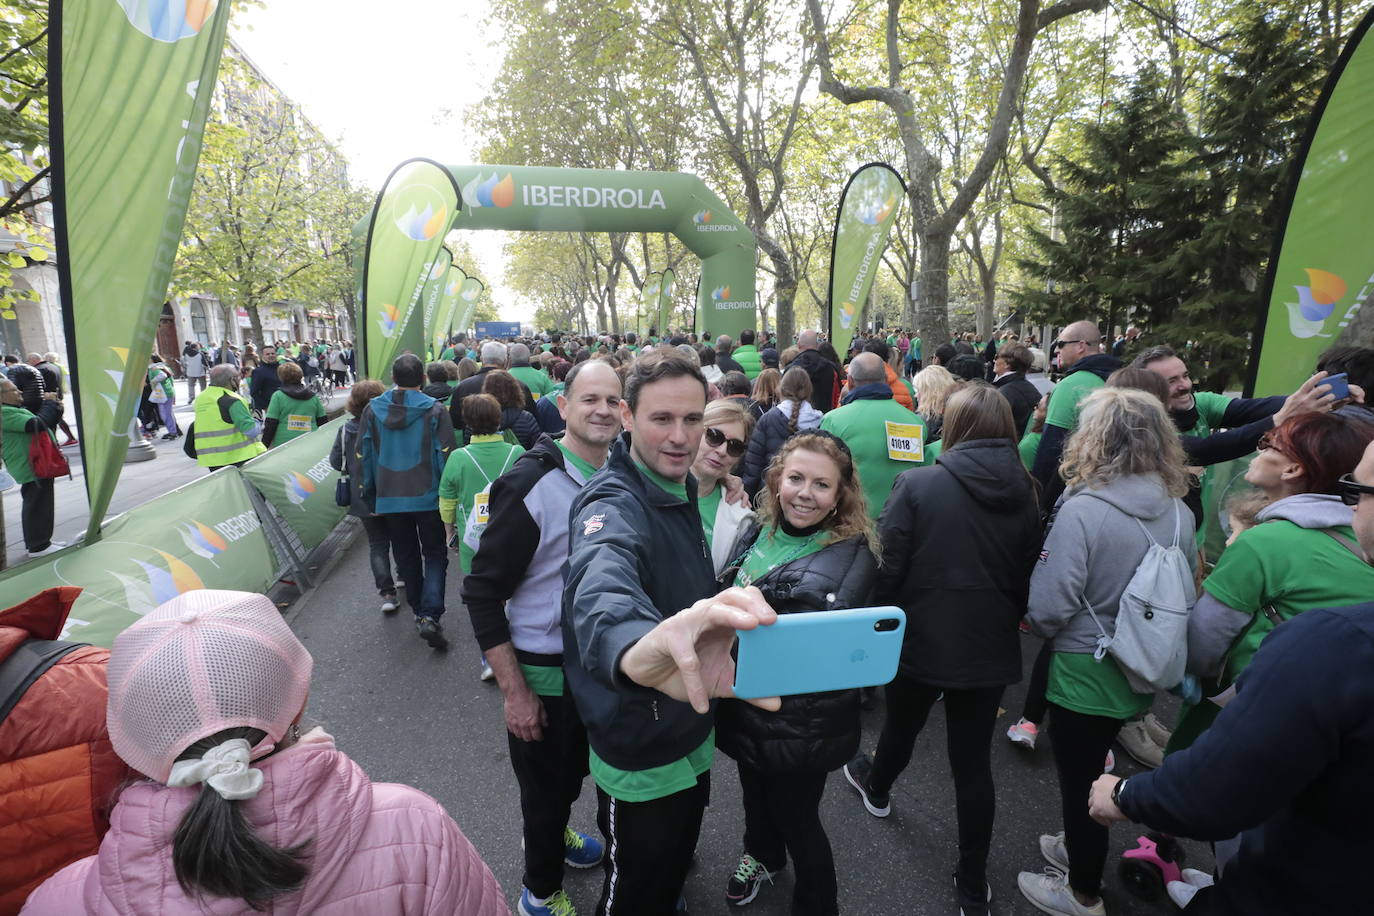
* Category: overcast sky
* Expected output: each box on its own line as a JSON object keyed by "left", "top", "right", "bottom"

{"left": 231, "top": 2, "right": 528, "bottom": 319}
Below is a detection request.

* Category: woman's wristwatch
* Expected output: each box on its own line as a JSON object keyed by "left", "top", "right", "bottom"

{"left": 1111, "top": 776, "right": 1130, "bottom": 811}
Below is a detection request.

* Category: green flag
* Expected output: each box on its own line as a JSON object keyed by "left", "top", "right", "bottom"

{"left": 432, "top": 264, "right": 467, "bottom": 357}
{"left": 1250, "top": 12, "right": 1374, "bottom": 395}
{"left": 659, "top": 268, "right": 676, "bottom": 336}
{"left": 49, "top": 0, "right": 231, "bottom": 540}
{"left": 828, "top": 163, "right": 905, "bottom": 359}
{"left": 419, "top": 246, "right": 454, "bottom": 358}
{"left": 361, "top": 158, "right": 461, "bottom": 382}
{"left": 0, "top": 466, "right": 274, "bottom": 647}
{"left": 642, "top": 272, "right": 662, "bottom": 334}
{"left": 454, "top": 275, "right": 485, "bottom": 337}
{"left": 239, "top": 417, "right": 348, "bottom": 552}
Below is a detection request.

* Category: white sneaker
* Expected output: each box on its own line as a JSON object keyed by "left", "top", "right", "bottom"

{"left": 1104, "top": 749, "right": 1115, "bottom": 773}
{"left": 27, "top": 541, "right": 67, "bottom": 558}
{"left": 1039, "top": 831, "right": 1070, "bottom": 871}
{"left": 1008, "top": 717, "right": 1039, "bottom": 749}
{"left": 480, "top": 662, "right": 495, "bottom": 682}
{"left": 379, "top": 596, "right": 398, "bottom": 613}
{"left": 1017, "top": 867, "right": 1106, "bottom": 915}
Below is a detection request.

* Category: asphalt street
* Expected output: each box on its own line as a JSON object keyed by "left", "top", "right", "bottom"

{"left": 289, "top": 528, "right": 1208, "bottom": 916}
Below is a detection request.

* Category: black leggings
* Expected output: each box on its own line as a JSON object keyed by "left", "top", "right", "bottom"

{"left": 1048, "top": 703, "right": 1126, "bottom": 898}
{"left": 868, "top": 676, "right": 1005, "bottom": 888}
{"left": 738, "top": 764, "right": 836, "bottom": 915}
{"left": 1021, "top": 640, "right": 1054, "bottom": 724}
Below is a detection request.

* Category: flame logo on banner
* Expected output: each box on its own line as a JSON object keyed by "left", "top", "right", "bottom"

{"left": 447, "top": 277, "right": 463, "bottom": 297}
{"left": 377, "top": 303, "right": 400, "bottom": 337}
{"left": 178, "top": 521, "right": 228, "bottom": 562}
{"left": 463, "top": 173, "right": 516, "bottom": 209}
{"left": 693, "top": 209, "right": 713, "bottom": 224}
{"left": 711, "top": 286, "right": 731, "bottom": 301}
{"left": 116, "top": 0, "right": 218, "bottom": 43}
{"left": 134, "top": 550, "right": 206, "bottom": 604}
{"left": 461, "top": 285, "right": 481, "bottom": 301}
{"left": 283, "top": 472, "right": 316, "bottom": 506}
{"left": 394, "top": 202, "right": 447, "bottom": 241}
{"left": 859, "top": 194, "right": 898, "bottom": 226}
{"left": 1286, "top": 268, "right": 1347, "bottom": 339}
{"left": 840, "top": 301, "right": 858, "bottom": 329}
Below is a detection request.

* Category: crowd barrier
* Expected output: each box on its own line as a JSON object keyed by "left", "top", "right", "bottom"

{"left": 0, "top": 416, "right": 351, "bottom": 647}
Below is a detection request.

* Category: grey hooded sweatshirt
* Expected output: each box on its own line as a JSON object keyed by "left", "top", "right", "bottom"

{"left": 1029, "top": 472, "right": 1196, "bottom": 654}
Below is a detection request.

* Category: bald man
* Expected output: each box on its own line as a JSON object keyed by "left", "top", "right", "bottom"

{"left": 789, "top": 329, "right": 840, "bottom": 412}
{"left": 1029, "top": 321, "right": 1121, "bottom": 506}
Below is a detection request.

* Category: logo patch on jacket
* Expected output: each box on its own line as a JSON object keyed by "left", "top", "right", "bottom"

{"left": 583, "top": 513, "right": 606, "bottom": 536}
{"left": 1039, "top": 549, "right": 1049, "bottom": 564}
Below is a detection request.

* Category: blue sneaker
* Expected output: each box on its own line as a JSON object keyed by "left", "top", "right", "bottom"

{"left": 519, "top": 887, "right": 576, "bottom": 916}
{"left": 563, "top": 826, "right": 604, "bottom": 868}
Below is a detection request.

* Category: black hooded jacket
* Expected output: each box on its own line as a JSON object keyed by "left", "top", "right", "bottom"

{"left": 875, "top": 439, "right": 1043, "bottom": 688}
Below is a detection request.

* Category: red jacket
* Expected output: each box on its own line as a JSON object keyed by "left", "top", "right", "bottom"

{"left": 0, "top": 588, "right": 130, "bottom": 915}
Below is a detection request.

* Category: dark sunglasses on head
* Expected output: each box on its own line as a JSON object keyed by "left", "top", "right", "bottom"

{"left": 704, "top": 426, "right": 747, "bottom": 458}
{"left": 1337, "top": 472, "right": 1374, "bottom": 506}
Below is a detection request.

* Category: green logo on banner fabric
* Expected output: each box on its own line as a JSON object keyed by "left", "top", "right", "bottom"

{"left": 240, "top": 417, "right": 348, "bottom": 552}
{"left": 829, "top": 164, "right": 905, "bottom": 358}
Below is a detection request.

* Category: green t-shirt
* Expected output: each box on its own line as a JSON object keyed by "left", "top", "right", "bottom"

{"left": 737, "top": 526, "right": 826, "bottom": 587}
{"left": 589, "top": 731, "right": 715, "bottom": 802}
{"left": 510, "top": 366, "right": 553, "bottom": 400}
{"left": 698, "top": 485, "right": 723, "bottom": 551}
{"left": 1203, "top": 517, "right": 1374, "bottom": 681}
{"left": 1047, "top": 652, "right": 1154, "bottom": 719}
{"left": 1018, "top": 430, "right": 1042, "bottom": 470}
{"left": 818, "top": 398, "right": 926, "bottom": 520}
{"left": 557, "top": 439, "right": 601, "bottom": 481}
{"left": 1044, "top": 366, "right": 1105, "bottom": 432}
{"left": 521, "top": 663, "right": 565, "bottom": 697}
{"left": 436, "top": 435, "right": 525, "bottom": 573}
{"left": 634, "top": 460, "right": 688, "bottom": 501}
{"left": 265, "top": 390, "right": 322, "bottom": 445}
{"left": 1183, "top": 391, "right": 1239, "bottom": 557}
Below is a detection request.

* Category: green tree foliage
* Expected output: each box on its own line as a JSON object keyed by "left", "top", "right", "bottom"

{"left": 0, "top": 0, "right": 51, "bottom": 318}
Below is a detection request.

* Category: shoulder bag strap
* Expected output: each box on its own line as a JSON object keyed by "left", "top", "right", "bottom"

{"left": 0, "top": 639, "right": 87, "bottom": 724}
{"left": 1320, "top": 527, "right": 1368, "bottom": 563}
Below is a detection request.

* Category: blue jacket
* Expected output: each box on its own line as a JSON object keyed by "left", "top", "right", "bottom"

{"left": 1119, "top": 602, "right": 1374, "bottom": 914}
{"left": 356, "top": 388, "right": 455, "bottom": 514}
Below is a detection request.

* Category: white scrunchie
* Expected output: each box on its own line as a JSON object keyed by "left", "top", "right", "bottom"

{"left": 167, "top": 738, "right": 265, "bottom": 801}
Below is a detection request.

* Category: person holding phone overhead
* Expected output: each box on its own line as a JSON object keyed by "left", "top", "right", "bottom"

{"left": 715, "top": 430, "right": 879, "bottom": 914}
{"left": 843, "top": 383, "right": 1042, "bottom": 916}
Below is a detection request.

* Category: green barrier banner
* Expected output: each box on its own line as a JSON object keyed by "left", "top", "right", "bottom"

{"left": 455, "top": 275, "right": 485, "bottom": 336}
{"left": 240, "top": 416, "right": 348, "bottom": 551}
{"left": 642, "top": 272, "right": 662, "bottom": 334}
{"left": 49, "top": 0, "right": 232, "bottom": 540}
{"left": 361, "top": 158, "right": 461, "bottom": 382}
{"left": 432, "top": 264, "right": 467, "bottom": 357}
{"left": 828, "top": 163, "right": 905, "bottom": 359}
{"left": 0, "top": 467, "right": 274, "bottom": 648}
{"left": 659, "top": 268, "right": 677, "bottom": 336}
{"left": 1251, "top": 11, "right": 1374, "bottom": 395}
{"left": 420, "top": 246, "right": 454, "bottom": 358}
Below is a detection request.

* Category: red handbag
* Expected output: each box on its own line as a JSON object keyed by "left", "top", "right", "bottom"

{"left": 28, "top": 430, "right": 71, "bottom": 479}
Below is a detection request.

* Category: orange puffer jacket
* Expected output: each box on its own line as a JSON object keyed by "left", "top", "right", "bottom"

{"left": 0, "top": 587, "right": 130, "bottom": 915}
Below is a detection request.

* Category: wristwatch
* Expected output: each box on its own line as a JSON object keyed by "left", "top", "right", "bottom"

{"left": 1111, "top": 777, "right": 1130, "bottom": 810}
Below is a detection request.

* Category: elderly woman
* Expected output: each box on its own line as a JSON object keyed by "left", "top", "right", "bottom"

{"left": 23, "top": 590, "right": 509, "bottom": 914}
{"left": 1, "top": 378, "right": 66, "bottom": 557}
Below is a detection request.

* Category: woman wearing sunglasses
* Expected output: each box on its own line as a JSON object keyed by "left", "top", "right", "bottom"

{"left": 692, "top": 399, "right": 756, "bottom": 574}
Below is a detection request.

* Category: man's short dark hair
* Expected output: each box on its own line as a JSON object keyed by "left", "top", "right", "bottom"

{"left": 426, "top": 361, "right": 448, "bottom": 384}
{"left": 563, "top": 358, "right": 623, "bottom": 399}
{"left": 948, "top": 354, "right": 985, "bottom": 382}
{"left": 1000, "top": 344, "right": 1034, "bottom": 374}
{"left": 863, "top": 339, "right": 891, "bottom": 362}
{"left": 739, "top": 328, "right": 756, "bottom": 347}
{"left": 719, "top": 371, "right": 751, "bottom": 397}
{"left": 934, "top": 343, "right": 957, "bottom": 366}
{"left": 1318, "top": 345, "right": 1374, "bottom": 394}
{"left": 699, "top": 346, "right": 717, "bottom": 367}
{"left": 625, "top": 350, "right": 707, "bottom": 412}
{"left": 953, "top": 341, "right": 975, "bottom": 356}
{"left": 1130, "top": 345, "right": 1178, "bottom": 370}
{"left": 392, "top": 353, "right": 425, "bottom": 387}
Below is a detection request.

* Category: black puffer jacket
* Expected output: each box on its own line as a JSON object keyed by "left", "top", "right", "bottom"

{"left": 717, "top": 529, "right": 878, "bottom": 773}
{"left": 875, "top": 439, "right": 1042, "bottom": 688}
{"left": 500, "top": 406, "right": 541, "bottom": 450}
{"left": 994, "top": 371, "right": 1042, "bottom": 437}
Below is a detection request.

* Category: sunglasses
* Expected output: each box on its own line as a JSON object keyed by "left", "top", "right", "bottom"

{"left": 1257, "top": 432, "right": 1283, "bottom": 453}
{"left": 1338, "top": 473, "right": 1374, "bottom": 506}
{"left": 704, "top": 426, "right": 747, "bottom": 458}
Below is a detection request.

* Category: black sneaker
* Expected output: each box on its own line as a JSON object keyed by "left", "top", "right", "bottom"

{"left": 843, "top": 754, "right": 890, "bottom": 817}
{"left": 416, "top": 616, "right": 449, "bottom": 650}
{"left": 724, "top": 852, "right": 774, "bottom": 907}
{"left": 955, "top": 872, "right": 991, "bottom": 916}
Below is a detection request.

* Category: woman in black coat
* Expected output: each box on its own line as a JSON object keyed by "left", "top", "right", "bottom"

{"left": 481, "top": 369, "right": 541, "bottom": 449}
{"left": 716, "top": 430, "right": 878, "bottom": 915}
{"left": 843, "top": 383, "right": 1042, "bottom": 914}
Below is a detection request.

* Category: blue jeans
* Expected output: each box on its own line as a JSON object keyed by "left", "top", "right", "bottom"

{"left": 359, "top": 514, "right": 396, "bottom": 596}
{"left": 381, "top": 509, "right": 448, "bottom": 619}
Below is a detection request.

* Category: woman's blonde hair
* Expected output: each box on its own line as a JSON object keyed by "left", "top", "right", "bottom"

{"left": 751, "top": 368, "right": 782, "bottom": 410}
{"left": 913, "top": 365, "right": 958, "bottom": 418}
{"left": 703, "top": 397, "right": 754, "bottom": 440}
{"left": 758, "top": 431, "right": 878, "bottom": 555}
{"left": 1061, "top": 387, "right": 1189, "bottom": 497}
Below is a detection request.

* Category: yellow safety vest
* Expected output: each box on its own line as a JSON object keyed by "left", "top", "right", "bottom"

{"left": 193, "top": 386, "right": 266, "bottom": 468}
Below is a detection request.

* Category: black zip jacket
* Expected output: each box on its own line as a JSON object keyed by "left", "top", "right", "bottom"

{"left": 876, "top": 439, "right": 1042, "bottom": 688}
{"left": 993, "top": 371, "right": 1042, "bottom": 437}
{"left": 716, "top": 529, "right": 877, "bottom": 773}
{"left": 562, "top": 433, "right": 716, "bottom": 771}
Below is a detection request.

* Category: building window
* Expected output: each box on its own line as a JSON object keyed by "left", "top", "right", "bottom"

{"left": 190, "top": 299, "right": 211, "bottom": 344}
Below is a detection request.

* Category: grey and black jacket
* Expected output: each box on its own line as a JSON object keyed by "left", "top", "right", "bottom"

{"left": 562, "top": 433, "right": 716, "bottom": 771}
{"left": 462, "top": 435, "right": 592, "bottom": 663}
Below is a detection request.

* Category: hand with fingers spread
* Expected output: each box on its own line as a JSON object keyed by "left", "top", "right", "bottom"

{"left": 619, "top": 585, "right": 781, "bottom": 714}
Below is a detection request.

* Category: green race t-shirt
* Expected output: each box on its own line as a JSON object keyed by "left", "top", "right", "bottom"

{"left": 1203, "top": 517, "right": 1374, "bottom": 680}
{"left": 1044, "top": 368, "right": 1105, "bottom": 432}
{"left": 634, "top": 460, "right": 688, "bottom": 501}
{"left": 1018, "top": 430, "right": 1042, "bottom": 470}
{"left": 589, "top": 731, "right": 715, "bottom": 802}
{"left": 265, "top": 391, "right": 322, "bottom": 445}
{"left": 557, "top": 439, "right": 601, "bottom": 482}
{"left": 737, "top": 526, "right": 826, "bottom": 587}
{"left": 1047, "top": 651, "right": 1155, "bottom": 719}
{"left": 698, "top": 485, "right": 723, "bottom": 551}
{"left": 521, "top": 663, "right": 565, "bottom": 697}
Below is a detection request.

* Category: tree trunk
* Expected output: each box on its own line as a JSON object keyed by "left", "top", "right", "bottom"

{"left": 979, "top": 272, "right": 996, "bottom": 338}
{"left": 758, "top": 229, "right": 796, "bottom": 346}
{"left": 247, "top": 302, "right": 265, "bottom": 348}
{"left": 916, "top": 232, "right": 952, "bottom": 349}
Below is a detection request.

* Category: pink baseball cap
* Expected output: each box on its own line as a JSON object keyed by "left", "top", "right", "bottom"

{"left": 106, "top": 590, "right": 313, "bottom": 784}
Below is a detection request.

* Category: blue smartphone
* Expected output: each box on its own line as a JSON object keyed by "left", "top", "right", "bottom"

{"left": 733, "top": 606, "right": 906, "bottom": 699}
{"left": 1324, "top": 372, "right": 1350, "bottom": 400}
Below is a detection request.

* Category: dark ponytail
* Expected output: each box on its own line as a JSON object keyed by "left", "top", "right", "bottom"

{"left": 171, "top": 727, "right": 310, "bottom": 910}
{"left": 779, "top": 367, "right": 812, "bottom": 432}
{"left": 788, "top": 398, "right": 802, "bottom": 433}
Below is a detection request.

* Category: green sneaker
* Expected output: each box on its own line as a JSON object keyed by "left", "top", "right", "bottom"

{"left": 519, "top": 887, "right": 577, "bottom": 916}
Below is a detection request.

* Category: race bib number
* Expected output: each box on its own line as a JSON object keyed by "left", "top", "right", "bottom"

{"left": 286, "top": 414, "right": 312, "bottom": 432}
{"left": 472, "top": 491, "right": 490, "bottom": 525}
{"left": 885, "top": 420, "right": 924, "bottom": 462}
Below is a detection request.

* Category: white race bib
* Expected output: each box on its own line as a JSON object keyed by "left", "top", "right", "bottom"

{"left": 885, "top": 420, "right": 924, "bottom": 462}
{"left": 286, "top": 414, "right": 312, "bottom": 432}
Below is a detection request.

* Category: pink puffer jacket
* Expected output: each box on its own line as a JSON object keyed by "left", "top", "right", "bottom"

{"left": 22, "top": 729, "right": 509, "bottom": 915}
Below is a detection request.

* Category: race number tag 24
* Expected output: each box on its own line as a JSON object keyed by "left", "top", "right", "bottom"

{"left": 473, "top": 491, "right": 490, "bottom": 525}
{"left": 885, "top": 420, "right": 924, "bottom": 462}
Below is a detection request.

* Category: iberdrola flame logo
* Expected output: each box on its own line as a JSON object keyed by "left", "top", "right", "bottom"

{"left": 377, "top": 303, "right": 401, "bottom": 337}
{"left": 859, "top": 194, "right": 898, "bottom": 226}
{"left": 693, "top": 209, "right": 713, "bottom": 224}
{"left": 116, "top": 0, "right": 218, "bottom": 43}
{"left": 711, "top": 286, "right": 731, "bottom": 301}
{"left": 178, "top": 521, "right": 228, "bottom": 564}
{"left": 1286, "top": 268, "right": 1347, "bottom": 339}
{"left": 839, "top": 301, "right": 858, "bottom": 329}
{"left": 462, "top": 172, "right": 516, "bottom": 209}
{"left": 394, "top": 202, "right": 448, "bottom": 241}
{"left": 135, "top": 550, "right": 206, "bottom": 605}
{"left": 284, "top": 471, "right": 316, "bottom": 506}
